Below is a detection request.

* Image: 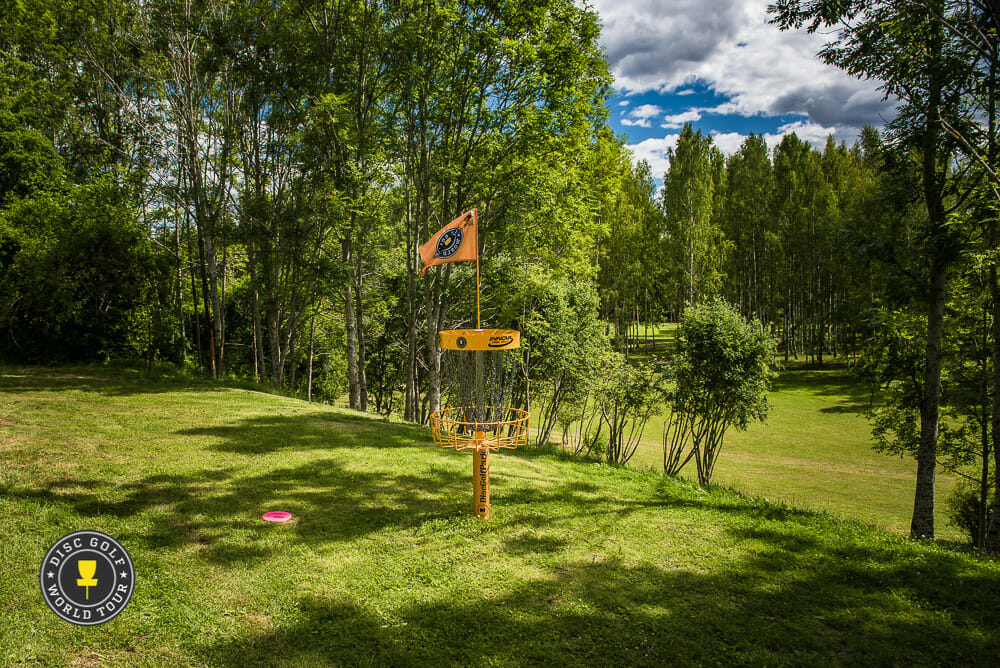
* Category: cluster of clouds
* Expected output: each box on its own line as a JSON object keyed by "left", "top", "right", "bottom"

{"left": 589, "top": 0, "right": 898, "bottom": 176}
{"left": 626, "top": 121, "right": 840, "bottom": 177}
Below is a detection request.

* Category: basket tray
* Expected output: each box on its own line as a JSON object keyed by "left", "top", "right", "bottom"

{"left": 430, "top": 406, "right": 529, "bottom": 451}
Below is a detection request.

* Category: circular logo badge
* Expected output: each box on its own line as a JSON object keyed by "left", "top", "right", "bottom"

{"left": 434, "top": 228, "right": 463, "bottom": 260}
{"left": 456, "top": 336, "right": 468, "bottom": 349}
{"left": 39, "top": 530, "right": 135, "bottom": 626}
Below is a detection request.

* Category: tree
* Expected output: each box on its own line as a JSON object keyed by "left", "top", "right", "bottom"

{"left": 517, "top": 272, "right": 610, "bottom": 447}
{"left": 597, "top": 153, "right": 665, "bottom": 353}
{"left": 772, "top": 0, "right": 973, "bottom": 539}
{"left": 661, "top": 124, "right": 727, "bottom": 308}
{"left": 771, "top": 133, "right": 837, "bottom": 362}
{"left": 394, "top": 0, "right": 611, "bottom": 421}
{"left": 597, "top": 356, "right": 666, "bottom": 467}
{"left": 722, "top": 134, "right": 774, "bottom": 322}
{"left": 150, "top": 0, "right": 240, "bottom": 379}
{"left": 0, "top": 182, "right": 161, "bottom": 361}
{"left": 905, "top": 0, "right": 1000, "bottom": 553}
{"left": 662, "top": 299, "right": 777, "bottom": 486}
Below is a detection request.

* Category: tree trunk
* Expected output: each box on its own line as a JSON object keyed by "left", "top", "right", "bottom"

{"left": 424, "top": 271, "right": 445, "bottom": 418}
{"left": 911, "top": 23, "right": 947, "bottom": 540}
{"left": 343, "top": 237, "right": 361, "bottom": 410}
{"left": 984, "top": 265, "right": 1000, "bottom": 551}
{"left": 981, "top": 12, "right": 1000, "bottom": 552}
{"left": 197, "top": 233, "right": 217, "bottom": 379}
{"left": 355, "top": 268, "right": 369, "bottom": 412}
{"left": 911, "top": 260, "right": 946, "bottom": 539}
{"left": 307, "top": 307, "right": 318, "bottom": 403}
{"left": 344, "top": 281, "right": 360, "bottom": 409}
{"left": 268, "top": 300, "right": 282, "bottom": 388}
{"left": 404, "top": 197, "right": 419, "bottom": 422}
{"left": 248, "top": 246, "right": 264, "bottom": 382}
{"left": 175, "top": 216, "right": 186, "bottom": 364}
{"left": 206, "top": 237, "right": 225, "bottom": 377}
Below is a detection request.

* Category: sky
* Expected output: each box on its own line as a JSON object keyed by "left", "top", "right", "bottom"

{"left": 589, "top": 0, "right": 899, "bottom": 178}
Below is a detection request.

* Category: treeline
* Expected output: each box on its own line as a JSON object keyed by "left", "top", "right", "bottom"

{"left": 599, "top": 125, "right": 881, "bottom": 366}
{"left": 0, "top": 0, "right": 615, "bottom": 423}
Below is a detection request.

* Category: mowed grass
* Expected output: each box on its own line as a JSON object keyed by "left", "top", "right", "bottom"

{"left": 2, "top": 366, "right": 998, "bottom": 666}
{"left": 628, "top": 361, "right": 960, "bottom": 540}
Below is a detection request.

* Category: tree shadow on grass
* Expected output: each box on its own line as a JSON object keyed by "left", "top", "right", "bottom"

{"left": 177, "top": 413, "right": 424, "bottom": 455}
{"left": 772, "top": 365, "right": 872, "bottom": 416}
{"left": 10, "top": 456, "right": 475, "bottom": 563}
{"left": 7, "top": 403, "right": 616, "bottom": 566}
{"left": 0, "top": 365, "right": 234, "bottom": 397}
{"left": 195, "top": 521, "right": 1000, "bottom": 667}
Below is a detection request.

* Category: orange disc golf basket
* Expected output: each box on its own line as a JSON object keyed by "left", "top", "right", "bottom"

{"left": 430, "top": 328, "right": 529, "bottom": 519}
{"left": 421, "top": 208, "right": 529, "bottom": 519}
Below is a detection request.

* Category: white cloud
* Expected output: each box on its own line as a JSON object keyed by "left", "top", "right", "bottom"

{"left": 712, "top": 122, "right": 843, "bottom": 158}
{"left": 592, "top": 0, "right": 896, "bottom": 139}
{"left": 621, "top": 103, "right": 664, "bottom": 128}
{"left": 708, "top": 132, "right": 749, "bottom": 156}
{"left": 629, "top": 122, "right": 848, "bottom": 181}
{"left": 627, "top": 134, "right": 680, "bottom": 178}
{"left": 765, "top": 120, "right": 840, "bottom": 148}
{"left": 661, "top": 109, "right": 703, "bottom": 129}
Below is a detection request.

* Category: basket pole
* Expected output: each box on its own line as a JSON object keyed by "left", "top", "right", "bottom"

{"left": 476, "top": 254, "right": 481, "bottom": 330}
{"left": 473, "top": 350, "right": 487, "bottom": 517}
{"left": 475, "top": 209, "right": 481, "bottom": 330}
{"left": 473, "top": 441, "right": 490, "bottom": 518}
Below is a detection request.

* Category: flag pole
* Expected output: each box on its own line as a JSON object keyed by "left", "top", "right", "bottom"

{"left": 475, "top": 209, "right": 481, "bottom": 330}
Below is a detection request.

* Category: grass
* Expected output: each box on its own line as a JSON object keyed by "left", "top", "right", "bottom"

{"left": 626, "top": 361, "right": 961, "bottom": 540}
{"left": 2, "top": 365, "right": 998, "bottom": 666}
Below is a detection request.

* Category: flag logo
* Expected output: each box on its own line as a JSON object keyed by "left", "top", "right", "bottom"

{"left": 435, "top": 228, "right": 464, "bottom": 260}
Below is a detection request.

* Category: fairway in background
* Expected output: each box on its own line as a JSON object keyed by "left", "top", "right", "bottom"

{"left": 628, "top": 361, "right": 959, "bottom": 541}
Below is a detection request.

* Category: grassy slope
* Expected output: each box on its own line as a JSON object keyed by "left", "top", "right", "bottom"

{"left": 1, "top": 366, "right": 998, "bottom": 667}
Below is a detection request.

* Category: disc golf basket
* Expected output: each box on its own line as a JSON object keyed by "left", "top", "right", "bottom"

{"left": 430, "top": 328, "right": 529, "bottom": 519}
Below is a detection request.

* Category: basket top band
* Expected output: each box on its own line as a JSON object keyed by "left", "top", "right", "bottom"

{"left": 439, "top": 329, "right": 520, "bottom": 351}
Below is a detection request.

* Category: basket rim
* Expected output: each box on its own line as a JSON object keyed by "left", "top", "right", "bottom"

{"left": 429, "top": 405, "right": 530, "bottom": 451}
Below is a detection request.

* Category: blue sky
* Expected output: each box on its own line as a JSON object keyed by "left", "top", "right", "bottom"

{"left": 589, "top": 0, "right": 899, "bottom": 177}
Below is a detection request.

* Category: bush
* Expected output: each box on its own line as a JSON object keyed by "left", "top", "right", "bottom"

{"left": 662, "top": 299, "right": 777, "bottom": 485}
{"left": 946, "top": 484, "right": 994, "bottom": 548}
{"left": 0, "top": 183, "right": 162, "bottom": 361}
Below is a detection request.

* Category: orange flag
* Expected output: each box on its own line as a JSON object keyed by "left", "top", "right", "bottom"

{"left": 419, "top": 209, "right": 478, "bottom": 276}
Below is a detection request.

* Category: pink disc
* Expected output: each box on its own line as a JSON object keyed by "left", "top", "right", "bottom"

{"left": 261, "top": 511, "right": 293, "bottom": 523}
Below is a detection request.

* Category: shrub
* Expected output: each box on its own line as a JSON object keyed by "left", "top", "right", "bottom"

{"left": 662, "top": 299, "right": 777, "bottom": 486}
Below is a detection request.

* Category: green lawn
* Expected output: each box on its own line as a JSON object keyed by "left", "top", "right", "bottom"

{"left": 1, "top": 366, "right": 997, "bottom": 666}
{"left": 627, "top": 361, "right": 960, "bottom": 540}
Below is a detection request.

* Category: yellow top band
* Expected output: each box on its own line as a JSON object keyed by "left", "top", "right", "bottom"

{"left": 439, "top": 329, "right": 520, "bottom": 351}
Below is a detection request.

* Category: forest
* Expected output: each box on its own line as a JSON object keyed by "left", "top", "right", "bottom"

{"left": 1, "top": 0, "right": 999, "bottom": 548}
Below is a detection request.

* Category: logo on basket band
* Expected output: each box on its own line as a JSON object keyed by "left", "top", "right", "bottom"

{"left": 456, "top": 336, "right": 467, "bottom": 349}
{"left": 39, "top": 530, "right": 135, "bottom": 626}
{"left": 488, "top": 334, "right": 514, "bottom": 348}
{"left": 434, "top": 228, "right": 463, "bottom": 259}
